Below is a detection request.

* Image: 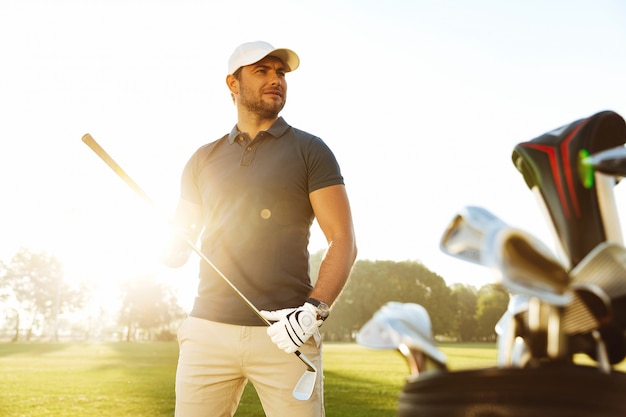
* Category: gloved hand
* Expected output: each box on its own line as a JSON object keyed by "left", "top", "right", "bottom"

{"left": 260, "top": 302, "right": 323, "bottom": 354}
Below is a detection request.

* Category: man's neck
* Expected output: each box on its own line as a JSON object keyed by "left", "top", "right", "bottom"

{"left": 237, "top": 110, "right": 278, "bottom": 140}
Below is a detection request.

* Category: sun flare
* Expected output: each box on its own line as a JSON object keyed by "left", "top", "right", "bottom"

{"left": 46, "top": 194, "right": 177, "bottom": 311}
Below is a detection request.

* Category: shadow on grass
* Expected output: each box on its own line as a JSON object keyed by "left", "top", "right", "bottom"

{"left": 0, "top": 342, "right": 71, "bottom": 357}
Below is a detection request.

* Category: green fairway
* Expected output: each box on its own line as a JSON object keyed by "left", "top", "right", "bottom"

{"left": 0, "top": 342, "right": 178, "bottom": 417}
{"left": 6, "top": 341, "right": 622, "bottom": 416}
{"left": 0, "top": 341, "right": 499, "bottom": 417}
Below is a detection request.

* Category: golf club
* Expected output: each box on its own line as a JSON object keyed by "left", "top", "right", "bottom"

{"left": 570, "top": 242, "right": 626, "bottom": 304}
{"left": 580, "top": 145, "right": 626, "bottom": 178}
{"left": 495, "top": 294, "right": 529, "bottom": 368}
{"left": 562, "top": 283, "right": 611, "bottom": 336}
{"left": 592, "top": 329, "right": 612, "bottom": 374}
{"left": 443, "top": 206, "right": 571, "bottom": 362}
{"left": 594, "top": 172, "right": 624, "bottom": 245}
{"left": 81, "top": 133, "right": 317, "bottom": 400}
{"left": 440, "top": 206, "right": 509, "bottom": 265}
{"left": 566, "top": 241, "right": 626, "bottom": 365}
{"left": 577, "top": 147, "right": 625, "bottom": 247}
{"left": 357, "top": 302, "right": 447, "bottom": 375}
{"left": 562, "top": 283, "right": 614, "bottom": 373}
{"left": 485, "top": 227, "right": 572, "bottom": 362}
{"left": 484, "top": 227, "right": 571, "bottom": 306}
{"left": 510, "top": 336, "right": 531, "bottom": 368}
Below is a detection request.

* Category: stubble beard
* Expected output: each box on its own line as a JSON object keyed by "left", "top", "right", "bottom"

{"left": 239, "top": 84, "right": 286, "bottom": 121}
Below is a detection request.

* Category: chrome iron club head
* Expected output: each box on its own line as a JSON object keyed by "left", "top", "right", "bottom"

{"left": 484, "top": 227, "right": 571, "bottom": 306}
{"left": 440, "top": 206, "right": 509, "bottom": 265}
{"left": 358, "top": 302, "right": 447, "bottom": 375}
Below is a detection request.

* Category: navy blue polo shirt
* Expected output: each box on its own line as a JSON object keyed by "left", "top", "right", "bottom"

{"left": 182, "top": 117, "right": 344, "bottom": 325}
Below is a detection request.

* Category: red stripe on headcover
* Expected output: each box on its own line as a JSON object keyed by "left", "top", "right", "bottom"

{"left": 521, "top": 143, "right": 570, "bottom": 219}
{"left": 560, "top": 119, "right": 588, "bottom": 219}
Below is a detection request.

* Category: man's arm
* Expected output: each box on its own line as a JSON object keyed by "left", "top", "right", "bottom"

{"left": 261, "top": 183, "right": 357, "bottom": 353}
{"left": 161, "top": 199, "right": 204, "bottom": 268}
{"left": 308, "top": 184, "right": 357, "bottom": 306}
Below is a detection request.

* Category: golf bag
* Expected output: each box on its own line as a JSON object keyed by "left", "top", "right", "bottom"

{"left": 398, "top": 366, "right": 626, "bottom": 417}
{"left": 361, "top": 111, "right": 626, "bottom": 416}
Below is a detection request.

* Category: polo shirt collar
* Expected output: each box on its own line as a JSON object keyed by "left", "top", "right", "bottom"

{"left": 227, "top": 117, "right": 290, "bottom": 144}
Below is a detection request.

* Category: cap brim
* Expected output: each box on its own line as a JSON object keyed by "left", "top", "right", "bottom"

{"left": 266, "top": 48, "right": 300, "bottom": 72}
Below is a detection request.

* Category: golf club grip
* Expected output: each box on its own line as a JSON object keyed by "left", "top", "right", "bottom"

{"left": 81, "top": 134, "right": 153, "bottom": 205}
{"left": 81, "top": 134, "right": 313, "bottom": 370}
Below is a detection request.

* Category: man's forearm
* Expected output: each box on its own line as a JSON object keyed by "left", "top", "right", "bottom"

{"left": 309, "top": 237, "right": 357, "bottom": 306}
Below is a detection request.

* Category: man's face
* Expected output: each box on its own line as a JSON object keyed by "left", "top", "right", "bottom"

{"left": 237, "top": 56, "right": 288, "bottom": 119}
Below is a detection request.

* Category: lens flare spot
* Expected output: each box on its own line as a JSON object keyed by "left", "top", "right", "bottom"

{"left": 260, "top": 209, "right": 272, "bottom": 220}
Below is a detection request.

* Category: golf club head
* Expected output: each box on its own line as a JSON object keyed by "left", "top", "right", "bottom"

{"left": 292, "top": 352, "right": 317, "bottom": 400}
{"left": 398, "top": 342, "right": 447, "bottom": 376}
{"left": 486, "top": 229, "right": 571, "bottom": 363}
{"left": 567, "top": 241, "right": 626, "bottom": 365}
{"left": 357, "top": 312, "right": 402, "bottom": 350}
{"left": 570, "top": 241, "right": 626, "bottom": 302}
{"left": 357, "top": 302, "right": 447, "bottom": 373}
{"left": 484, "top": 227, "right": 571, "bottom": 306}
{"left": 562, "top": 283, "right": 612, "bottom": 336}
{"left": 440, "top": 206, "right": 509, "bottom": 265}
{"left": 562, "top": 282, "right": 626, "bottom": 367}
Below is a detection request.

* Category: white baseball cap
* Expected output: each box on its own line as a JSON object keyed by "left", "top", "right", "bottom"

{"left": 227, "top": 41, "right": 300, "bottom": 75}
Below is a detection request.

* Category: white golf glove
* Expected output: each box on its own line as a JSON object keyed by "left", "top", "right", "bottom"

{"left": 260, "top": 302, "right": 323, "bottom": 354}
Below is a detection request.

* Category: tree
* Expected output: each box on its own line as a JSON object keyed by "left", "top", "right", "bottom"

{"left": 0, "top": 248, "right": 86, "bottom": 341}
{"left": 322, "top": 260, "right": 455, "bottom": 341}
{"left": 119, "top": 274, "right": 186, "bottom": 341}
{"left": 450, "top": 283, "right": 479, "bottom": 342}
{"left": 475, "top": 284, "right": 509, "bottom": 341}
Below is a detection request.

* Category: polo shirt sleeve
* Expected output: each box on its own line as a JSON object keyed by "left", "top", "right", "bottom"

{"left": 179, "top": 143, "right": 211, "bottom": 205}
{"left": 307, "top": 136, "right": 345, "bottom": 193}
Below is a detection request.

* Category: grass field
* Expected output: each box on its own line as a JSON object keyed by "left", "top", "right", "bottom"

{"left": 0, "top": 341, "right": 517, "bottom": 416}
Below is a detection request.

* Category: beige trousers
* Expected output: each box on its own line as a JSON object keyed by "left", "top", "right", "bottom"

{"left": 175, "top": 316, "right": 324, "bottom": 417}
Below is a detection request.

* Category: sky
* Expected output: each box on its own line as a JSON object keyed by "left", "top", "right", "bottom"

{"left": 2, "top": 0, "right": 626, "bottom": 309}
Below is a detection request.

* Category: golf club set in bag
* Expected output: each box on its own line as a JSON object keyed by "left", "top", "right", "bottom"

{"left": 358, "top": 110, "right": 626, "bottom": 416}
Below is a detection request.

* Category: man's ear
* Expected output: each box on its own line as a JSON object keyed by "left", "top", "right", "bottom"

{"left": 226, "top": 74, "right": 239, "bottom": 95}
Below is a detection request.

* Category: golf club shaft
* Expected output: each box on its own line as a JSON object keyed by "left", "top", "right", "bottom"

{"left": 81, "top": 133, "right": 315, "bottom": 371}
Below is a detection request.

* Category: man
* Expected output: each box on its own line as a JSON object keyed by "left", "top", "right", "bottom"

{"left": 163, "top": 41, "right": 357, "bottom": 417}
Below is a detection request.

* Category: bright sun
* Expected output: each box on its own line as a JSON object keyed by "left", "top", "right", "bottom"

{"left": 49, "top": 192, "right": 187, "bottom": 314}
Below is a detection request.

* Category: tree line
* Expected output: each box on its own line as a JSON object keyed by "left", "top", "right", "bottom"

{"left": 0, "top": 248, "right": 185, "bottom": 342}
{"left": 0, "top": 248, "right": 509, "bottom": 343}
{"left": 309, "top": 252, "right": 510, "bottom": 342}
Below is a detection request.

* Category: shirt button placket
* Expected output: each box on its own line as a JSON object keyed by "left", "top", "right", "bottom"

{"left": 241, "top": 143, "right": 255, "bottom": 166}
